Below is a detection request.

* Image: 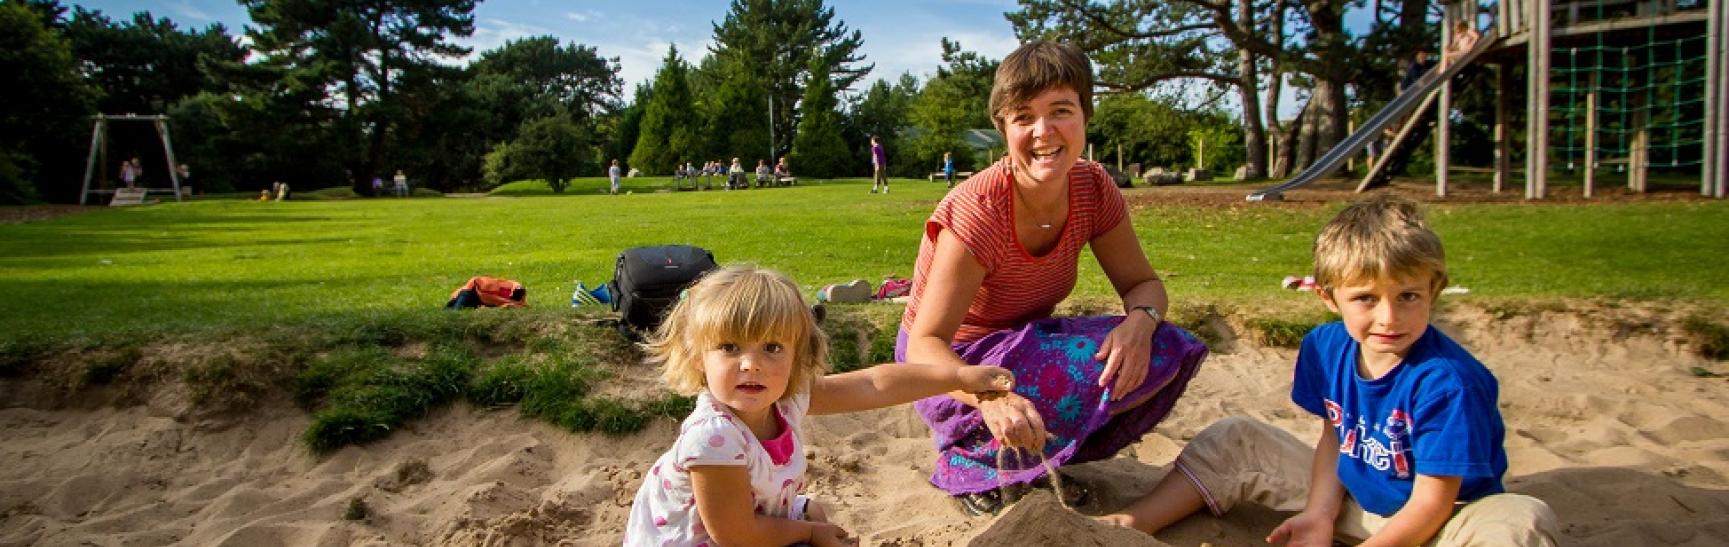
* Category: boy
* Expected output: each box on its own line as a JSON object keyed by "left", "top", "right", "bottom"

{"left": 1100, "top": 194, "right": 1557, "bottom": 546}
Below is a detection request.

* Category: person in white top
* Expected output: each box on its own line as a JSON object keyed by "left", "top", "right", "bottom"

{"left": 625, "top": 266, "right": 1013, "bottom": 547}
{"left": 608, "top": 159, "right": 622, "bottom": 195}
{"left": 393, "top": 170, "right": 408, "bottom": 197}
{"left": 1444, "top": 20, "right": 1480, "bottom": 66}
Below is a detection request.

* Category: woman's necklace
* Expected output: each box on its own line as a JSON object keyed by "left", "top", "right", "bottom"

{"left": 1013, "top": 182, "right": 1063, "bottom": 230}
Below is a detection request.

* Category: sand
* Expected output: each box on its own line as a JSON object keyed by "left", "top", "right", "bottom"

{"left": 4, "top": 304, "right": 1729, "bottom": 546}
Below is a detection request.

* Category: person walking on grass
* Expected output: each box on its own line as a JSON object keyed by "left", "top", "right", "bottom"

{"left": 870, "top": 135, "right": 888, "bottom": 194}
{"left": 393, "top": 169, "right": 409, "bottom": 197}
{"left": 943, "top": 151, "right": 956, "bottom": 188}
{"left": 1098, "top": 194, "right": 1559, "bottom": 546}
{"left": 609, "top": 159, "right": 622, "bottom": 195}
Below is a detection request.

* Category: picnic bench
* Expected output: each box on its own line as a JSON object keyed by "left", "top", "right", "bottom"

{"left": 928, "top": 171, "right": 973, "bottom": 182}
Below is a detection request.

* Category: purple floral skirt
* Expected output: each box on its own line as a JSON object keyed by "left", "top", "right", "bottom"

{"left": 894, "top": 316, "right": 1208, "bottom": 495}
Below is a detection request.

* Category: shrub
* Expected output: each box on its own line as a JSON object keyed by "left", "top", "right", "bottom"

{"left": 1682, "top": 316, "right": 1729, "bottom": 361}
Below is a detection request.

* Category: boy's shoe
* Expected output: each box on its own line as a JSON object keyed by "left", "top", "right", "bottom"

{"left": 818, "top": 279, "right": 872, "bottom": 303}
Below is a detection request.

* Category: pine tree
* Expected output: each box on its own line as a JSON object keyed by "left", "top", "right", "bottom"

{"left": 629, "top": 45, "right": 697, "bottom": 175}
{"left": 788, "top": 55, "right": 851, "bottom": 178}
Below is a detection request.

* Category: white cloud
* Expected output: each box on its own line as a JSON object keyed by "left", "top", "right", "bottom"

{"left": 459, "top": 18, "right": 556, "bottom": 61}
{"left": 565, "top": 10, "right": 600, "bottom": 23}
{"left": 171, "top": 0, "right": 213, "bottom": 22}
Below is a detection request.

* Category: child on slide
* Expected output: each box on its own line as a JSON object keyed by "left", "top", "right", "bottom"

{"left": 625, "top": 265, "right": 1013, "bottom": 547}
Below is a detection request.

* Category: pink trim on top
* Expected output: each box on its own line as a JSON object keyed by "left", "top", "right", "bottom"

{"left": 760, "top": 406, "right": 795, "bottom": 466}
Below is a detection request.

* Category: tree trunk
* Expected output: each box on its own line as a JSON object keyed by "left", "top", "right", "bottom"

{"left": 1265, "top": 4, "right": 1287, "bottom": 178}
{"left": 1236, "top": 0, "right": 1267, "bottom": 179}
{"left": 1305, "top": 0, "right": 1351, "bottom": 173}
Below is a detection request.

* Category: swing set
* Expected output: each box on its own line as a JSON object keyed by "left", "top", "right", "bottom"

{"left": 78, "top": 114, "right": 185, "bottom": 205}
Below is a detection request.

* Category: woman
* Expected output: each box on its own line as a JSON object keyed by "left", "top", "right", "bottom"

{"left": 895, "top": 41, "right": 1208, "bottom": 515}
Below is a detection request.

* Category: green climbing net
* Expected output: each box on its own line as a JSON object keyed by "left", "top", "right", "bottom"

{"left": 1548, "top": 2, "right": 1710, "bottom": 172}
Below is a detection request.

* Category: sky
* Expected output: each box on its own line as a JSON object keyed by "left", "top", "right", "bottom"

{"left": 68, "top": 0, "right": 1027, "bottom": 96}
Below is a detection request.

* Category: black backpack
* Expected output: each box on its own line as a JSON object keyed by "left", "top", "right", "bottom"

{"left": 609, "top": 245, "right": 718, "bottom": 340}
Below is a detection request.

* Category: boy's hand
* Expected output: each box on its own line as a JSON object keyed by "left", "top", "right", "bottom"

{"left": 809, "top": 522, "right": 856, "bottom": 547}
{"left": 959, "top": 365, "right": 1015, "bottom": 395}
{"left": 805, "top": 498, "right": 830, "bottom": 523}
{"left": 1266, "top": 511, "right": 1335, "bottom": 546}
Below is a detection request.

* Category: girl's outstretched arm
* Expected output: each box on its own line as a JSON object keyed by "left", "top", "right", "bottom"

{"left": 691, "top": 466, "right": 849, "bottom": 546}
{"left": 808, "top": 362, "right": 1013, "bottom": 416}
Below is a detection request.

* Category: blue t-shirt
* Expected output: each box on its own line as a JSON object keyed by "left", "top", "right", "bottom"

{"left": 1290, "top": 322, "right": 1507, "bottom": 516}
{"left": 944, "top": 157, "right": 954, "bottom": 174}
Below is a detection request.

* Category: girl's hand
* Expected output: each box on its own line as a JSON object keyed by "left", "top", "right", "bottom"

{"left": 1094, "top": 315, "right": 1159, "bottom": 401}
{"left": 809, "top": 521, "right": 855, "bottom": 547}
{"left": 1266, "top": 510, "right": 1335, "bottom": 546}
{"left": 978, "top": 392, "right": 1047, "bottom": 451}
{"left": 958, "top": 365, "right": 1015, "bottom": 395}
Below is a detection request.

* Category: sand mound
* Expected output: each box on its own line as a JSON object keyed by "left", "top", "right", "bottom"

{"left": 964, "top": 491, "right": 1166, "bottom": 546}
{"left": 4, "top": 304, "right": 1728, "bottom": 546}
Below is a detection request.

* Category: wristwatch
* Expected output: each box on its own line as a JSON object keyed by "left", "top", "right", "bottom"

{"left": 1132, "top": 305, "right": 1163, "bottom": 324}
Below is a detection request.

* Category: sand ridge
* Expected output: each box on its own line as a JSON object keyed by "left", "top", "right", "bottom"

{"left": 3, "top": 304, "right": 1728, "bottom": 546}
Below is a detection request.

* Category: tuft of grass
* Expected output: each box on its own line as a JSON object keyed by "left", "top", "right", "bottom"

{"left": 342, "top": 496, "right": 369, "bottom": 520}
{"left": 1682, "top": 316, "right": 1729, "bottom": 361}
{"left": 81, "top": 346, "right": 141, "bottom": 386}
{"left": 1245, "top": 316, "right": 1332, "bottom": 348}
{"left": 517, "top": 353, "right": 602, "bottom": 421}
{"left": 300, "top": 346, "right": 478, "bottom": 452}
{"left": 0, "top": 341, "right": 48, "bottom": 377}
{"left": 639, "top": 392, "right": 696, "bottom": 420}
{"left": 824, "top": 323, "right": 863, "bottom": 373}
{"left": 466, "top": 356, "right": 535, "bottom": 408}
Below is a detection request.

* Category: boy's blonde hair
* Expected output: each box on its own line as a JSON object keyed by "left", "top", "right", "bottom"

{"left": 1313, "top": 193, "right": 1450, "bottom": 293}
{"left": 643, "top": 265, "right": 829, "bottom": 399}
{"left": 989, "top": 41, "right": 1094, "bottom": 134}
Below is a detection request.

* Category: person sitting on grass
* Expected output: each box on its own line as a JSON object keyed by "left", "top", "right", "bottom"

{"left": 626, "top": 265, "right": 1013, "bottom": 547}
{"left": 1098, "top": 193, "right": 1559, "bottom": 546}
{"left": 897, "top": 40, "right": 1209, "bottom": 516}
{"left": 755, "top": 159, "right": 774, "bottom": 187}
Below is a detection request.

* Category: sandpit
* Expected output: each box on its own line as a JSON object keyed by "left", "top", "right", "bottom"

{"left": 3, "top": 304, "right": 1727, "bottom": 546}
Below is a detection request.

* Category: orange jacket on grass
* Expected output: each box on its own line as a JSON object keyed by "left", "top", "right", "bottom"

{"left": 450, "top": 276, "right": 527, "bottom": 307}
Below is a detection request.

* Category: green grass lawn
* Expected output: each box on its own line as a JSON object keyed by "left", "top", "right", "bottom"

{"left": 2, "top": 175, "right": 1726, "bottom": 345}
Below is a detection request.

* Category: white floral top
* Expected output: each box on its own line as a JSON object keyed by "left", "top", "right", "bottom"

{"left": 624, "top": 390, "right": 809, "bottom": 547}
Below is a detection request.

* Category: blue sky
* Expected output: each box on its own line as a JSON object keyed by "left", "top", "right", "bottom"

{"left": 69, "top": 0, "right": 1027, "bottom": 95}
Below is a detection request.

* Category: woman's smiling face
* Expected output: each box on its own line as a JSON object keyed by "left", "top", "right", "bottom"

{"left": 1001, "top": 86, "right": 1086, "bottom": 185}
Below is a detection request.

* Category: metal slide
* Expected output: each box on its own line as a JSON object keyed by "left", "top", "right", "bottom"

{"left": 1246, "top": 28, "right": 1500, "bottom": 201}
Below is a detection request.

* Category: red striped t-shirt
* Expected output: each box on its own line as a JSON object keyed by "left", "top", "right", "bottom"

{"left": 902, "top": 158, "right": 1128, "bottom": 343}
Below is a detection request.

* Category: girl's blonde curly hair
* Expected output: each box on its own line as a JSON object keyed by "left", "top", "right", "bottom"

{"left": 642, "top": 265, "right": 829, "bottom": 399}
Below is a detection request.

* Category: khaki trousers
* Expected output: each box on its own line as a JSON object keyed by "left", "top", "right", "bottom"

{"left": 1173, "top": 417, "right": 1559, "bottom": 547}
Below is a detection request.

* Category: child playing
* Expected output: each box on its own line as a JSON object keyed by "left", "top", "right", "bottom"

{"left": 626, "top": 265, "right": 1013, "bottom": 547}
{"left": 1099, "top": 194, "right": 1558, "bottom": 546}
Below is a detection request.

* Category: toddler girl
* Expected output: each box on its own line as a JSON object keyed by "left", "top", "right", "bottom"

{"left": 626, "top": 265, "right": 1012, "bottom": 547}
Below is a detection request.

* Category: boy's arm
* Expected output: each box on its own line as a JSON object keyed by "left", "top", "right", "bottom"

{"left": 1268, "top": 423, "right": 1347, "bottom": 546}
{"left": 1357, "top": 474, "right": 1462, "bottom": 547}
{"left": 691, "top": 465, "right": 843, "bottom": 545}
{"left": 808, "top": 362, "right": 1011, "bottom": 416}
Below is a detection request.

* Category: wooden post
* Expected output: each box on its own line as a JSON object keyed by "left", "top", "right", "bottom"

{"left": 1117, "top": 142, "right": 1124, "bottom": 172}
{"left": 156, "top": 119, "right": 183, "bottom": 202}
{"left": 1584, "top": 71, "right": 1598, "bottom": 198}
{"left": 1527, "top": 0, "right": 1552, "bottom": 199}
{"left": 1495, "top": 64, "right": 1511, "bottom": 193}
{"left": 78, "top": 118, "right": 104, "bottom": 205}
{"left": 1708, "top": 0, "right": 1725, "bottom": 197}
{"left": 1438, "top": 6, "right": 1453, "bottom": 198}
{"left": 1347, "top": 119, "right": 1356, "bottom": 172}
{"left": 1628, "top": 129, "right": 1648, "bottom": 192}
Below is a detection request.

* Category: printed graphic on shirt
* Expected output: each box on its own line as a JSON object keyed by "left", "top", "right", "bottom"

{"left": 1325, "top": 399, "right": 1414, "bottom": 479}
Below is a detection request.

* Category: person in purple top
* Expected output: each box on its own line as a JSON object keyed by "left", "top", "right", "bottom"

{"left": 870, "top": 135, "right": 888, "bottom": 194}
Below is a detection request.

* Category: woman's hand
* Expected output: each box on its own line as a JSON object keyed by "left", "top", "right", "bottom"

{"left": 978, "top": 392, "right": 1047, "bottom": 451}
{"left": 958, "top": 365, "right": 1015, "bottom": 395}
{"left": 1094, "top": 314, "right": 1159, "bottom": 400}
